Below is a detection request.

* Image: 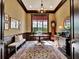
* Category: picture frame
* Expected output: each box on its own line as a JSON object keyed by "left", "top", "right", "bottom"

{"left": 15, "top": 20, "right": 19, "bottom": 29}
{"left": 4, "top": 22, "right": 9, "bottom": 30}
{"left": 4, "top": 14, "right": 21, "bottom": 30}
{"left": 64, "top": 18, "right": 70, "bottom": 30}
{"left": 5, "top": 14, "right": 9, "bottom": 21}
{"left": 18, "top": 20, "right": 21, "bottom": 29}
{"left": 11, "top": 18, "right": 20, "bottom": 29}
{"left": 11, "top": 18, "right": 16, "bottom": 29}
{"left": 4, "top": 14, "right": 10, "bottom": 30}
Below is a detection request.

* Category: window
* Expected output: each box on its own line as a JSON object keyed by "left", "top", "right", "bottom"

{"left": 33, "top": 20, "right": 38, "bottom": 33}
{"left": 32, "top": 15, "right": 48, "bottom": 33}
{"left": 43, "top": 21, "right": 47, "bottom": 32}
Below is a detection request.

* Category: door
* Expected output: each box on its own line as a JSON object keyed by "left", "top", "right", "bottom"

{"left": 0, "top": 0, "right": 4, "bottom": 59}
{"left": 71, "top": 0, "right": 79, "bottom": 59}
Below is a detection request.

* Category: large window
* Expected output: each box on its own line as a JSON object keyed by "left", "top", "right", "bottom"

{"left": 32, "top": 15, "right": 48, "bottom": 33}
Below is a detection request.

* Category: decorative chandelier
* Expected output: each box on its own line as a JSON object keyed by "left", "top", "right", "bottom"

{"left": 29, "top": 0, "right": 47, "bottom": 13}
{"left": 40, "top": 0, "right": 46, "bottom": 13}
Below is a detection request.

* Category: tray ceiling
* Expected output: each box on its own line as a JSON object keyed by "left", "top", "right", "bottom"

{"left": 21, "top": 0, "right": 62, "bottom": 10}
{"left": 18, "top": 0, "right": 67, "bottom": 13}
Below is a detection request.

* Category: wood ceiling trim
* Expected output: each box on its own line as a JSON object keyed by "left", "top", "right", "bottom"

{"left": 17, "top": 0, "right": 67, "bottom": 13}
{"left": 54, "top": 0, "right": 67, "bottom": 12}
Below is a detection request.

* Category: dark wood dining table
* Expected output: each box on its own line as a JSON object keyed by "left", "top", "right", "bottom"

{"left": 30, "top": 34, "right": 50, "bottom": 42}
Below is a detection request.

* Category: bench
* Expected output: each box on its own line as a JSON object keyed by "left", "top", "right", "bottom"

{"left": 8, "top": 34, "right": 26, "bottom": 51}
{"left": 4, "top": 34, "right": 26, "bottom": 58}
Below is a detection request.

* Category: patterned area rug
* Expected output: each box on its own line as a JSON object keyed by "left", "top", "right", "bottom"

{"left": 10, "top": 41, "right": 67, "bottom": 59}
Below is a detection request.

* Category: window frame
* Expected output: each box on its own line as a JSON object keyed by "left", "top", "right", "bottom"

{"left": 31, "top": 14, "right": 49, "bottom": 34}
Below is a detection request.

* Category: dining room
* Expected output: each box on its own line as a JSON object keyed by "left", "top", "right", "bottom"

{"left": 1, "top": 0, "right": 78, "bottom": 59}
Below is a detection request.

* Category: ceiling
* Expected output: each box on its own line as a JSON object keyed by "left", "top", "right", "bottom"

{"left": 22, "top": 0, "right": 62, "bottom": 10}
{"left": 18, "top": 0, "right": 66, "bottom": 13}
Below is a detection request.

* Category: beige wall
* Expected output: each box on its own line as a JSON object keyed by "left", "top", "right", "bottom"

{"left": 55, "top": 0, "right": 70, "bottom": 32}
{"left": 25, "top": 13, "right": 31, "bottom": 32}
{"left": 4, "top": 0, "right": 27, "bottom": 36}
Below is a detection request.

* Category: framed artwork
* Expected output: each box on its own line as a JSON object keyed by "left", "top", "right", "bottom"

{"left": 4, "top": 14, "right": 10, "bottom": 30}
{"left": 11, "top": 18, "right": 20, "bottom": 29}
{"left": 11, "top": 18, "right": 16, "bottom": 29}
{"left": 15, "top": 20, "right": 19, "bottom": 29}
{"left": 4, "top": 23, "right": 9, "bottom": 30}
{"left": 64, "top": 18, "right": 70, "bottom": 30}
{"left": 4, "top": 14, "right": 20, "bottom": 30}
{"left": 18, "top": 20, "right": 21, "bottom": 29}
{"left": 5, "top": 14, "right": 9, "bottom": 21}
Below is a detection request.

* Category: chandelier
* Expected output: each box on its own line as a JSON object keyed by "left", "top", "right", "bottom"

{"left": 29, "top": 0, "right": 47, "bottom": 13}
{"left": 40, "top": 0, "right": 46, "bottom": 13}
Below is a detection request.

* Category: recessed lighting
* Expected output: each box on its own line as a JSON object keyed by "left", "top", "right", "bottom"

{"left": 50, "top": 5, "right": 53, "bottom": 9}
{"left": 29, "top": 5, "right": 32, "bottom": 8}
{"left": 40, "top": 10, "right": 43, "bottom": 13}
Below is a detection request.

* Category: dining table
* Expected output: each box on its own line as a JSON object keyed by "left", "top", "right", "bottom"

{"left": 30, "top": 34, "right": 50, "bottom": 42}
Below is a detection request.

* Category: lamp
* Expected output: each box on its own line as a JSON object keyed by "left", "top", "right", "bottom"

{"left": 59, "top": 26, "right": 63, "bottom": 29}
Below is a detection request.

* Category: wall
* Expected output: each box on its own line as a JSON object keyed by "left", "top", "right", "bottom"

{"left": 55, "top": 0, "right": 70, "bottom": 32}
{"left": 25, "top": 13, "right": 31, "bottom": 32}
{"left": 25, "top": 13, "right": 56, "bottom": 32}
{"left": 4, "top": 0, "right": 27, "bottom": 36}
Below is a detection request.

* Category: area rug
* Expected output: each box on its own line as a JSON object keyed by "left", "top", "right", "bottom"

{"left": 10, "top": 41, "right": 67, "bottom": 59}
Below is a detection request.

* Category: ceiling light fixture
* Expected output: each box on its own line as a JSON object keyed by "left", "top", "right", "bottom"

{"left": 29, "top": 0, "right": 32, "bottom": 8}
{"left": 40, "top": 0, "right": 46, "bottom": 13}
{"left": 29, "top": 5, "right": 32, "bottom": 8}
{"left": 50, "top": 5, "right": 53, "bottom": 9}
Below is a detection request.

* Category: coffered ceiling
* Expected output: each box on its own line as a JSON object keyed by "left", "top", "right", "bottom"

{"left": 18, "top": 0, "right": 67, "bottom": 13}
